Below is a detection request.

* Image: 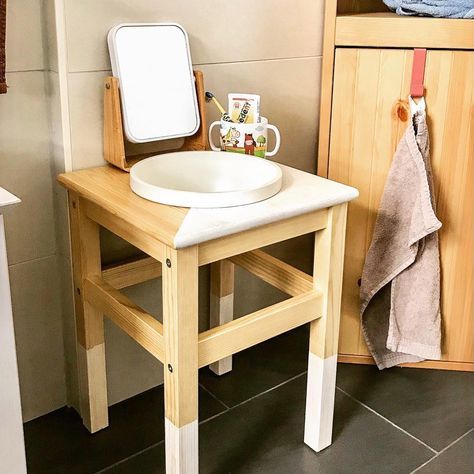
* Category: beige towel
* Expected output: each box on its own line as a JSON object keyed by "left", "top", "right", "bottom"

{"left": 360, "top": 109, "right": 442, "bottom": 369}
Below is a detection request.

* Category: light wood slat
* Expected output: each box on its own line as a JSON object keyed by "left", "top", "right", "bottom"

{"left": 68, "top": 192, "right": 108, "bottom": 433}
{"left": 229, "top": 249, "right": 312, "bottom": 297}
{"left": 339, "top": 354, "right": 474, "bottom": 373}
{"left": 85, "top": 200, "right": 166, "bottom": 262}
{"left": 83, "top": 277, "right": 165, "bottom": 362}
{"left": 209, "top": 260, "right": 234, "bottom": 375}
{"left": 317, "top": 0, "right": 338, "bottom": 177}
{"left": 309, "top": 204, "right": 347, "bottom": 360}
{"left": 304, "top": 203, "right": 347, "bottom": 452}
{"left": 198, "top": 209, "right": 328, "bottom": 265}
{"left": 101, "top": 247, "right": 313, "bottom": 295}
{"left": 335, "top": 13, "right": 474, "bottom": 49}
{"left": 162, "top": 246, "right": 199, "bottom": 428}
{"left": 102, "top": 257, "right": 161, "bottom": 289}
{"left": 329, "top": 48, "right": 474, "bottom": 367}
{"left": 198, "top": 290, "right": 323, "bottom": 368}
{"left": 57, "top": 166, "right": 188, "bottom": 248}
{"left": 69, "top": 195, "right": 104, "bottom": 349}
{"left": 428, "top": 51, "right": 474, "bottom": 362}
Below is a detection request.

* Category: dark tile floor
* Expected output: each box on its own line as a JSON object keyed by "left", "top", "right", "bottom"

{"left": 24, "top": 326, "right": 474, "bottom": 474}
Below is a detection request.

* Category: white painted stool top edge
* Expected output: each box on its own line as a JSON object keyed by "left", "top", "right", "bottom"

{"left": 0, "top": 187, "right": 21, "bottom": 208}
{"left": 174, "top": 165, "right": 359, "bottom": 248}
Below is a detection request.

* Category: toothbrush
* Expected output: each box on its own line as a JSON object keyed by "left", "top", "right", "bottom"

{"left": 205, "top": 92, "right": 233, "bottom": 122}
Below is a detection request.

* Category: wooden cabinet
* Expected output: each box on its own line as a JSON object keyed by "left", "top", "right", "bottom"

{"left": 319, "top": 1, "right": 474, "bottom": 371}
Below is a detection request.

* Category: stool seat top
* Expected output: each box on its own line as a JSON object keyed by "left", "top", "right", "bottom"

{"left": 58, "top": 164, "right": 358, "bottom": 249}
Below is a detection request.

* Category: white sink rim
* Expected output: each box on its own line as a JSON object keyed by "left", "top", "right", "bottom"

{"left": 130, "top": 151, "right": 283, "bottom": 208}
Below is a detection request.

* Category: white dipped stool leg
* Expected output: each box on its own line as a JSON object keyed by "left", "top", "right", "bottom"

{"left": 163, "top": 246, "right": 199, "bottom": 473}
{"left": 209, "top": 260, "right": 234, "bottom": 376}
{"left": 304, "top": 203, "right": 347, "bottom": 452}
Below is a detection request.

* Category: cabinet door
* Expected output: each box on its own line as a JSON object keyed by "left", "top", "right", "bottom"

{"left": 329, "top": 48, "right": 474, "bottom": 367}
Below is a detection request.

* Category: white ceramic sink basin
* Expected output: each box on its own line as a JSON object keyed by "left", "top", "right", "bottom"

{"left": 130, "top": 151, "right": 283, "bottom": 208}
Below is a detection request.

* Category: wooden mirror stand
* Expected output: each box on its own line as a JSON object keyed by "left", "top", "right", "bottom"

{"left": 103, "top": 70, "right": 208, "bottom": 172}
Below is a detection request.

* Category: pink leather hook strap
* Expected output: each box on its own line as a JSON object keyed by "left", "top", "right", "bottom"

{"left": 410, "top": 48, "right": 427, "bottom": 98}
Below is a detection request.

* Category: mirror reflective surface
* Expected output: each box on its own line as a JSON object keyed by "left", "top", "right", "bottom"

{"left": 108, "top": 23, "right": 200, "bottom": 143}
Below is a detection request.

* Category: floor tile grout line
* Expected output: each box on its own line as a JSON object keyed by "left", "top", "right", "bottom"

{"left": 196, "top": 371, "right": 307, "bottom": 427}
{"left": 225, "top": 371, "right": 308, "bottom": 412}
{"left": 336, "top": 387, "right": 438, "bottom": 455}
{"left": 95, "top": 372, "right": 308, "bottom": 473}
{"left": 95, "top": 440, "right": 165, "bottom": 474}
{"left": 199, "top": 382, "right": 231, "bottom": 410}
{"left": 409, "top": 427, "right": 474, "bottom": 474}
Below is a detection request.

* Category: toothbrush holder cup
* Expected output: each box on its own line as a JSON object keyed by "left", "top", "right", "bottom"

{"left": 209, "top": 117, "right": 281, "bottom": 158}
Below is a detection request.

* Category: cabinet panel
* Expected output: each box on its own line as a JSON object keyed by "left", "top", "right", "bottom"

{"left": 329, "top": 48, "right": 474, "bottom": 366}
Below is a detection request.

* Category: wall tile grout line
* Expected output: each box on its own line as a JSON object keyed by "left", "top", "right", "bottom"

{"left": 67, "top": 55, "right": 323, "bottom": 75}
{"left": 409, "top": 427, "right": 474, "bottom": 474}
{"left": 8, "top": 252, "right": 58, "bottom": 269}
{"left": 95, "top": 371, "right": 308, "bottom": 473}
{"left": 336, "top": 387, "right": 438, "bottom": 455}
{"left": 193, "top": 55, "right": 322, "bottom": 67}
{"left": 5, "top": 69, "right": 47, "bottom": 74}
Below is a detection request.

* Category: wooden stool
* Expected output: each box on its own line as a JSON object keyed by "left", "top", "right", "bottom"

{"left": 58, "top": 164, "right": 357, "bottom": 473}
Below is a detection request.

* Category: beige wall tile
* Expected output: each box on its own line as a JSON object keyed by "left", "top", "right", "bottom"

{"left": 67, "top": 57, "right": 320, "bottom": 172}
{"left": 67, "top": 71, "right": 108, "bottom": 170}
{"left": 9, "top": 255, "right": 66, "bottom": 421}
{"left": 202, "top": 57, "right": 321, "bottom": 172}
{"left": 0, "top": 72, "right": 57, "bottom": 264}
{"left": 46, "top": 72, "right": 66, "bottom": 174}
{"left": 6, "top": 0, "right": 45, "bottom": 72}
{"left": 105, "top": 279, "right": 163, "bottom": 404}
{"left": 42, "top": 0, "right": 59, "bottom": 72}
{"left": 56, "top": 253, "right": 78, "bottom": 411}
{"left": 64, "top": 0, "right": 324, "bottom": 73}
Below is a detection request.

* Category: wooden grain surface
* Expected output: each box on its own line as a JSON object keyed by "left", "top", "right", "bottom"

{"left": 328, "top": 48, "right": 474, "bottom": 366}
{"left": 59, "top": 166, "right": 188, "bottom": 249}
{"left": 336, "top": 13, "right": 474, "bottom": 49}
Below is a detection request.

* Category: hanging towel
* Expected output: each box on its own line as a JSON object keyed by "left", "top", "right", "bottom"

{"left": 360, "top": 106, "right": 442, "bottom": 370}
{"left": 383, "top": 0, "right": 474, "bottom": 18}
{"left": 0, "top": 0, "right": 6, "bottom": 93}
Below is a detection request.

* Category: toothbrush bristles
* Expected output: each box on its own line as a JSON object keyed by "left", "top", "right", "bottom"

{"left": 205, "top": 91, "right": 229, "bottom": 119}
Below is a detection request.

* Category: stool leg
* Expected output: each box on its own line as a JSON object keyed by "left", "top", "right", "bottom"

{"left": 163, "top": 246, "right": 199, "bottom": 473}
{"left": 209, "top": 260, "right": 234, "bottom": 375}
{"left": 304, "top": 203, "right": 347, "bottom": 452}
{"left": 68, "top": 192, "right": 108, "bottom": 433}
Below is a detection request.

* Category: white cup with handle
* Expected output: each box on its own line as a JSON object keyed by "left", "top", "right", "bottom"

{"left": 209, "top": 117, "right": 281, "bottom": 158}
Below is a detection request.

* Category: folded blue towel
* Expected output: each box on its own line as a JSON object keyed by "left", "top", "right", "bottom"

{"left": 384, "top": 0, "right": 474, "bottom": 18}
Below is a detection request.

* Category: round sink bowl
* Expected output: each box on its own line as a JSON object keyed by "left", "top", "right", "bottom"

{"left": 130, "top": 151, "right": 283, "bottom": 208}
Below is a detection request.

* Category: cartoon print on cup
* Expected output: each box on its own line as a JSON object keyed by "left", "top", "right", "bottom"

{"left": 244, "top": 133, "right": 256, "bottom": 155}
{"left": 209, "top": 117, "right": 280, "bottom": 159}
{"left": 221, "top": 127, "right": 240, "bottom": 150}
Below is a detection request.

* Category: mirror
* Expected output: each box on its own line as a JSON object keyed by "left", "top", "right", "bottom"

{"left": 108, "top": 23, "right": 200, "bottom": 143}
